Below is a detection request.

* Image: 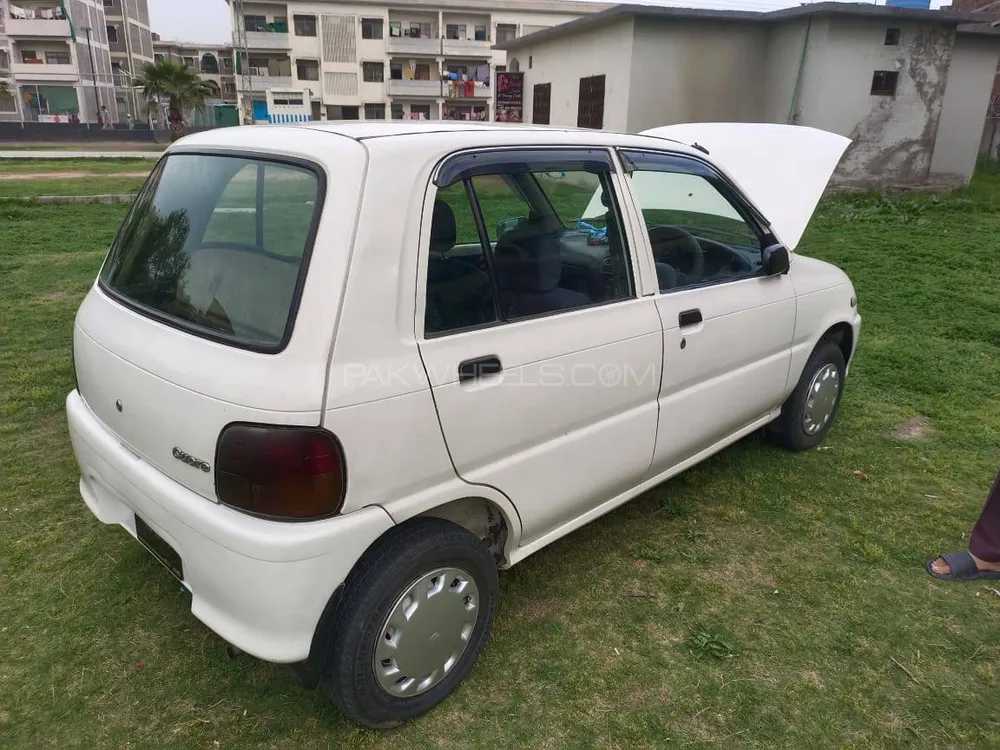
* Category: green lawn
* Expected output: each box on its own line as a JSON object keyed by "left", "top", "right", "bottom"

{"left": 2, "top": 176, "right": 1000, "bottom": 748}
{"left": 0, "top": 143, "right": 166, "bottom": 152}
{"left": 0, "top": 157, "right": 155, "bottom": 174}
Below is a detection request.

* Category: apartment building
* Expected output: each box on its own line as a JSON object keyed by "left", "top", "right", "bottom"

{"left": 104, "top": 0, "right": 153, "bottom": 119}
{"left": 224, "top": 0, "right": 609, "bottom": 123}
{"left": 0, "top": 0, "right": 150, "bottom": 123}
{"left": 153, "top": 36, "right": 239, "bottom": 105}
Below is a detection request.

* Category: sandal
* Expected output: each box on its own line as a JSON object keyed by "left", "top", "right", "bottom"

{"left": 925, "top": 550, "right": 1000, "bottom": 581}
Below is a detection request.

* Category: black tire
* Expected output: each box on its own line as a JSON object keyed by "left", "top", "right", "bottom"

{"left": 769, "top": 340, "right": 846, "bottom": 452}
{"left": 321, "top": 517, "right": 499, "bottom": 728}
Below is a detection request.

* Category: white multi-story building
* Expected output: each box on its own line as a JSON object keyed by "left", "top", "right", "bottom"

{"left": 0, "top": 0, "right": 151, "bottom": 123}
{"left": 224, "top": 0, "right": 608, "bottom": 123}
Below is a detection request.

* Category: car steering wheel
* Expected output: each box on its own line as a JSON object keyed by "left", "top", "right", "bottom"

{"left": 647, "top": 226, "right": 704, "bottom": 284}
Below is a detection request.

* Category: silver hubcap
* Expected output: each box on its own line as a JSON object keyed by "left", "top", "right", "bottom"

{"left": 373, "top": 567, "right": 479, "bottom": 697}
{"left": 803, "top": 363, "right": 841, "bottom": 435}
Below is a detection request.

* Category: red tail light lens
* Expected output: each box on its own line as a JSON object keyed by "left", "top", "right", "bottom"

{"left": 214, "top": 423, "right": 346, "bottom": 521}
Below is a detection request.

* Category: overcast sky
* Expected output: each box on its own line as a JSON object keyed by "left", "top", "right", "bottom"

{"left": 147, "top": 0, "right": 947, "bottom": 46}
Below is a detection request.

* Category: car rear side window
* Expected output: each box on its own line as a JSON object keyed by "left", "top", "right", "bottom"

{"left": 100, "top": 153, "right": 321, "bottom": 351}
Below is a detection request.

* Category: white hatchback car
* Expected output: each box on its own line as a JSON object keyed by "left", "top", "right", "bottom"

{"left": 67, "top": 121, "right": 859, "bottom": 727}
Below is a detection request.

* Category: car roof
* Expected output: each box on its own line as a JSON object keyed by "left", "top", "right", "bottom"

{"left": 171, "top": 121, "right": 703, "bottom": 160}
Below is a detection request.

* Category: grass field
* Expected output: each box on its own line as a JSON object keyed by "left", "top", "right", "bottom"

{"left": 0, "top": 143, "right": 166, "bottom": 152}
{"left": 2, "top": 174, "right": 1000, "bottom": 748}
{"left": 0, "top": 157, "right": 153, "bottom": 199}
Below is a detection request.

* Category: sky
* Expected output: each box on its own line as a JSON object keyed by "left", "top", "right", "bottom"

{"left": 147, "top": 0, "right": 949, "bottom": 46}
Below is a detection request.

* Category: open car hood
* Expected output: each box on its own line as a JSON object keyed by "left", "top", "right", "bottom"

{"left": 640, "top": 123, "right": 851, "bottom": 250}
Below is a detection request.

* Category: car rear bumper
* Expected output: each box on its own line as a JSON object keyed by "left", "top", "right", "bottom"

{"left": 65, "top": 389, "right": 394, "bottom": 663}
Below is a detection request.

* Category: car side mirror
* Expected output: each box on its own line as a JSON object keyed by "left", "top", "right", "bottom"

{"left": 496, "top": 216, "right": 529, "bottom": 238}
{"left": 762, "top": 243, "right": 790, "bottom": 276}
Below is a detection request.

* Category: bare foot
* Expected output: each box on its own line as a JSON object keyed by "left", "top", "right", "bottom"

{"left": 930, "top": 553, "right": 1000, "bottom": 576}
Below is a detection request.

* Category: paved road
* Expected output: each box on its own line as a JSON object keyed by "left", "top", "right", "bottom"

{"left": 0, "top": 150, "right": 160, "bottom": 159}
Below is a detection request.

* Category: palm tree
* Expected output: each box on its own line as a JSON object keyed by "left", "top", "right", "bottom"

{"left": 134, "top": 60, "right": 215, "bottom": 141}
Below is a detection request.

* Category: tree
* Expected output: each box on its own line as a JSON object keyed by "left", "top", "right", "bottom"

{"left": 134, "top": 60, "right": 214, "bottom": 141}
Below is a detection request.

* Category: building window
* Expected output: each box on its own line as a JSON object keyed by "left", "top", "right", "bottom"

{"left": 446, "top": 24, "right": 466, "bottom": 40}
{"left": 415, "top": 63, "right": 431, "bottom": 81}
{"left": 296, "top": 58, "right": 320, "bottom": 81}
{"left": 154, "top": 53, "right": 164, "bottom": 63}
{"left": 532, "top": 83, "right": 551, "bottom": 125}
{"left": 364, "top": 103, "right": 386, "bottom": 120}
{"left": 577, "top": 74, "right": 605, "bottom": 129}
{"left": 884, "top": 28, "right": 901, "bottom": 46}
{"left": 496, "top": 24, "right": 517, "bottom": 44}
{"left": 528, "top": 56, "right": 532, "bottom": 70}
{"left": 361, "top": 17, "right": 383, "bottom": 40}
{"left": 495, "top": 65, "right": 506, "bottom": 74}
{"left": 408, "top": 22, "right": 432, "bottom": 39}
{"left": 362, "top": 61, "right": 384, "bottom": 82}
{"left": 870, "top": 70, "right": 898, "bottom": 96}
{"left": 45, "top": 50, "right": 71, "bottom": 65}
{"left": 201, "top": 53, "right": 219, "bottom": 74}
{"left": 411, "top": 104, "right": 431, "bottom": 119}
{"left": 391, "top": 103, "right": 404, "bottom": 119}
{"left": 182, "top": 56, "right": 195, "bottom": 68}
{"left": 244, "top": 14, "right": 268, "bottom": 32}
{"left": 21, "top": 49, "right": 39, "bottom": 63}
{"left": 293, "top": 15, "right": 316, "bottom": 36}
{"left": 475, "top": 25, "right": 488, "bottom": 41}
{"left": 328, "top": 105, "right": 359, "bottom": 120}
{"left": 107, "top": 25, "right": 118, "bottom": 44}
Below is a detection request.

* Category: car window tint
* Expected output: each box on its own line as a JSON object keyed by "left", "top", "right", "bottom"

{"left": 626, "top": 164, "right": 762, "bottom": 292}
{"left": 424, "top": 182, "right": 498, "bottom": 337}
{"left": 469, "top": 175, "right": 531, "bottom": 242}
{"left": 425, "top": 158, "right": 635, "bottom": 337}
{"left": 487, "top": 169, "right": 633, "bottom": 320}
{"left": 101, "top": 155, "right": 320, "bottom": 349}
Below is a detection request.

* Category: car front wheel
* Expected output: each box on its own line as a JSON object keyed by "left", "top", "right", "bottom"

{"left": 769, "top": 339, "right": 846, "bottom": 451}
{"left": 321, "top": 517, "right": 499, "bottom": 728}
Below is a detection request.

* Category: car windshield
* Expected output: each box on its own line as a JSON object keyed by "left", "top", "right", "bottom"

{"left": 100, "top": 153, "right": 320, "bottom": 350}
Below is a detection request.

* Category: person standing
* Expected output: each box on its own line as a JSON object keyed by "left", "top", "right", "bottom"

{"left": 101, "top": 105, "right": 113, "bottom": 130}
{"left": 927, "top": 470, "right": 1000, "bottom": 580}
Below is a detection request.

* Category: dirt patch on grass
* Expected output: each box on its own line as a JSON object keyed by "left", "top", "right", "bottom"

{"left": 40, "top": 290, "right": 71, "bottom": 302}
{"left": 891, "top": 415, "right": 933, "bottom": 439}
{"left": 0, "top": 171, "right": 149, "bottom": 181}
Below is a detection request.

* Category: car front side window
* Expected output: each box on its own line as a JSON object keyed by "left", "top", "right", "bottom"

{"left": 621, "top": 150, "right": 764, "bottom": 293}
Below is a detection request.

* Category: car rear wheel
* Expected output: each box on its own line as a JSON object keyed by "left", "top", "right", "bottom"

{"left": 769, "top": 340, "right": 846, "bottom": 452}
{"left": 321, "top": 517, "right": 499, "bottom": 728}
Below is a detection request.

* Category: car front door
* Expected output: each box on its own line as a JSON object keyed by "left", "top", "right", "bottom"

{"left": 618, "top": 149, "right": 797, "bottom": 472}
{"left": 417, "top": 148, "right": 662, "bottom": 546}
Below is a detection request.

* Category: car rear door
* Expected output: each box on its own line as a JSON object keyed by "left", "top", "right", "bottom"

{"left": 416, "top": 148, "right": 662, "bottom": 546}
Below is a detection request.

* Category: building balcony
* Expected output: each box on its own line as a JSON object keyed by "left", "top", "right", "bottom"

{"left": 441, "top": 38, "right": 490, "bottom": 58}
{"left": 241, "top": 74, "right": 294, "bottom": 91}
{"left": 6, "top": 17, "right": 72, "bottom": 38}
{"left": 386, "top": 36, "right": 441, "bottom": 56}
{"left": 244, "top": 31, "right": 291, "bottom": 50}
{"left": 12, "top": 61, "right": 78, "bottom": 82}
{"left": 388, "top": 79, "right": 442, "bottom": 97}
{"left": 446, "top": 80, "right": 490, "bottom": 99}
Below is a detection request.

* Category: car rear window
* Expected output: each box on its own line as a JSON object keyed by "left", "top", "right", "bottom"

{"left": 100, "top": 153, "right": 321, "bottom": 350}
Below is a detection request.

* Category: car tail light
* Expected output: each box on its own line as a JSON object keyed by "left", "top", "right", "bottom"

{"left": 214, "top": 423, "right": 346, "bottom": 521}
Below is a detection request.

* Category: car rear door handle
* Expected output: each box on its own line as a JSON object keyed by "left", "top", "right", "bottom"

{"left": 458, "top": 355, "right": 503, "bottom": 383}
{"left": 679, "top": 309, "right": 703, "bottom": 327}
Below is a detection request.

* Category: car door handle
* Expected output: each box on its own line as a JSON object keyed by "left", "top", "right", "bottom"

{"left": 458, "top": 355, "right": 503, "bottom": 383}
{"left": 679, "top": 309, "right": 703, "bottom": 327}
